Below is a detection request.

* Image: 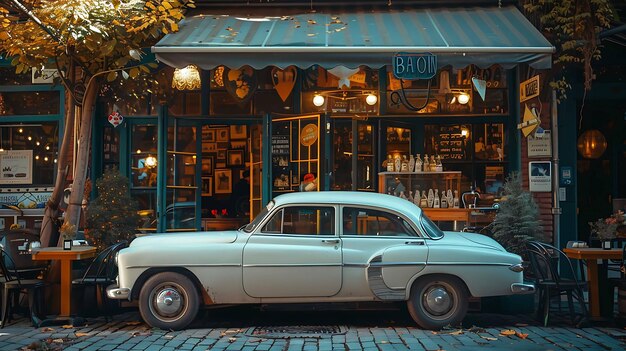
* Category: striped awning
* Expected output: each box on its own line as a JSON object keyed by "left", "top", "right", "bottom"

{"left": 153, "top": 5, "right": 554, "bottom": 70}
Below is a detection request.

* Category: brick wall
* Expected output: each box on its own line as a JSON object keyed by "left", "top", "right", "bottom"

{"left": 520, "top": 101, "right": 554, "bottom": 243}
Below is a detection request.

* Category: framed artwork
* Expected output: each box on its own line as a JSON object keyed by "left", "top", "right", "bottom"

{"left": 202, "top": 126, "right": 216, "bottom": 142}
{"left": 230, "top": 140, "right": 247, "bottom": 149}
{"left": 201, "top": 177, "right": 213, "bottom": 196}
{"left": 230, "top": 125, "right": 247, "bottom": 140}
{"left": 202, "top": 142, "right": 217, "bottom": 153}
{"left": 217, "top": 150, "right": 226, "bottom": 160}
{"left": 216, "top": 162, "right": 226, "bottom": 168}
{"left": 217, "top": 128, "right": 229, "bottom": 142}
{"left": 214, "top": 169, "right": 232, "bottom": 194}
{"left": 228, "top": 150, "right": 244, "bottom": 166}
{"left": 202, "top": 156, "right": 214, "bottom": 176}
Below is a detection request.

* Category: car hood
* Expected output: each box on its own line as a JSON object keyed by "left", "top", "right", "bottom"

{"left": 130, "top": 231, "right": 239, "bottom": 248}
{"left": 441, "top": 231, "right": 505, "bottom": 251}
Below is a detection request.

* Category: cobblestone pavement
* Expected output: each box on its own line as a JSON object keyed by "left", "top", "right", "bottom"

{"left": 1, "top": 306, "right": 626, "bottom": 351}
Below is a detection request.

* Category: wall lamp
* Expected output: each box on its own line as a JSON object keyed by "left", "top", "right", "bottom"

{"left": 312, "top": 90, "right": 378, "bottom": 107}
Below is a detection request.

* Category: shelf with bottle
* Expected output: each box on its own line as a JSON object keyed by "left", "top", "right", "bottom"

{"left": 382, "top": 153, "right": 448, "bottom": 173}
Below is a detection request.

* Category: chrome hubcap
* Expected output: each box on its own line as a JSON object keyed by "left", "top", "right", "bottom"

{"left": 154, "top": 287, "right": 183, "bottom": 318}
{"left": 423, "top": 285, "right": 453, "bottom": 317}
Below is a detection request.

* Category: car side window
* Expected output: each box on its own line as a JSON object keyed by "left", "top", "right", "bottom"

{"left": 342, "top": 207, "right": 417, "bottom": 237}
{"left": 261, "top": 206, "right": 335, "bottom": 235}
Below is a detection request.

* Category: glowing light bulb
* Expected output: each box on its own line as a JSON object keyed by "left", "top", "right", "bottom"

{"left": 366, "top": 94, "right": 378, "bottom": 106}
{"left": 28, "top": 136, "right": 32, "bottom": 141}
{"left": 313, "top": 94, "right": 325, "bottom": 107}
{"left": 458, "top": 93, "right": 470, "bottom": 105}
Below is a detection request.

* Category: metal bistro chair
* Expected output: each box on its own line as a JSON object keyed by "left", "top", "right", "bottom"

{"left": 72, "top": 241, "right": 128, "bottom": 320}
{"left": 526, "top": 241, "right": 589, "bottom": 326}
{"left": 0, "top": 248, "right": 45, "bottom": 328}
{"left": 608, "top": 245, "right": 626, "bottom": 319}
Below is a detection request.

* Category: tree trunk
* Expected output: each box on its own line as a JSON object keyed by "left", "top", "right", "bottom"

{"left": 60, "top": 78, "right": 99, "bottom": 245}
{"left": 39, "top": 90, "right": 75, "bottom": 247}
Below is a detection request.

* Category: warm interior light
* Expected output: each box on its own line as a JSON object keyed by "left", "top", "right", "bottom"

{"left": 461, "top": 128, "right": 469, "bottom": 137}
{"left": 577, "top": 129, "right": 607, "bottom": 159}
{"left": 145, "top": 155, "right": 157, "bottom": 167}
{"left": 172, "top": 65, "right": 201, "bottom": 90}
{"left": 457, "top": 92, "right": 470, "bottom": 105}
{"left": 313, "top": 94, "right": 325, "bottom": 107}
{"left": 136, "top": 149, "right": 142, "bottom": 154}
{"left": 366, "top": 94, "right": 378, "bottom": 106}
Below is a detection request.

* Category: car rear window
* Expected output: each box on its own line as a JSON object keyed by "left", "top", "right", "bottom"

{"left": 421, "top": 214, "right": 444, "bottom": 239}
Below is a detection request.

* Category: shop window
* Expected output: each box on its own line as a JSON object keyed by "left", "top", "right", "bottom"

{"left": 0, "top": 123, "right": 58, "bottom": 186}
{"left": 169, "top": 91, "right": 202, "bottom": 116}
{"left": 331, "top": 121, "right": 352, "bottom": 190}
{"left": 302, "top": 66, "right": 379, "bottom": 91}
{"left": 424, "top": 125, "right": 472, "bottom": 161}
{"left": 210, "top": 91, "right": 252, "bottom": 115}
{"left": 254, "top": 90, "right": 294, "bottom": 114}
{"left": 386, "top": 127, "right": 411, "bottom": 159}
{"left": 130, "top": 125, "right": 158, "bottom": 188}
{"left": 0, "top": 67, "right": 34, "bottom": 85}
{"left": 102, "top": 126, "right": 119, "bottom": 170}
{"left": 0, "top": 91, "right": 60, "bottom": 115}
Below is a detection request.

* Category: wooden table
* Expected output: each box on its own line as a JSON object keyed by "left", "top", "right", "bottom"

{"left": 32, "top": 246, "right": 96, "bottom": 318}
{"left": 563, "top": 247, "right": 622, "bottom": 319}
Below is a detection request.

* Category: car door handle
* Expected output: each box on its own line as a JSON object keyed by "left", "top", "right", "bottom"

{"left": 405, "top": 241, "right": 425, "bottom": 245}
{"left": 321, "top": 239, "right": 340, "bottom": 244}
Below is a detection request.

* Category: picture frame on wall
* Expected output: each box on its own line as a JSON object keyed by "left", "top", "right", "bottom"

{"left": 230, "top": 125, "right": 247, "bottom": 140}
{"left": 202, "top": 126, "right": 216, "bottom": 142}
{"left": 217, "top": 128, "right": 229, "bottom": 142}
{"left": 227, "top": 150, "right": 244, "bottom": 166}
{"left": 214, "top": 169, "right": 232, "bottom": 194}
{"left": 202, "top": 142, "right": 217, "bottom": 153}
{"left": 201, "top": 156, "right": 214, "bottom": 176}
{"left": 201, "top": 177, "right": 213, "bottom": 196}
{"left": 217, "top": 150, "right": 226, "bottom": 161}
{"left": 230, "top": 140, "right": 246, "bottom": 149}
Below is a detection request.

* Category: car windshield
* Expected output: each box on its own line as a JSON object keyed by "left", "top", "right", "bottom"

{"left": 242, "top": 200, "right": 275, "bottom": 233}
{"left": 420, "top": 213, "right": 444, "bottom": 239}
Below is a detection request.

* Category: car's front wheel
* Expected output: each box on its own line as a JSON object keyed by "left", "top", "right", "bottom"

{"left": 407, "top": 275, "right": 468, "bottom": 329}
{"left": 139, "top": 272, "right": 199, "bottom": 330}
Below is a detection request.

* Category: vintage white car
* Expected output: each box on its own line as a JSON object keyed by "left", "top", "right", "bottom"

{"left": 108, "top": 191, "right": 533, "bottom": 330}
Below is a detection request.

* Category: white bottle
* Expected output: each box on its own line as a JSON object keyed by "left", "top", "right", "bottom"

{"left": 440, "top": 190, "right": 448, "bottom": 208}
{"left": 433, "top": 189, "right": 440, "bottom": 208}
{"left": 447, "top": 189, "right": 454, "bottom": 207}
{"left": 453, "top": 190, "right": 460, "bottom": 208}
{"left": 407, "top": 190, "right": 414, "bottom": 203}
{"left": 415, "top": 154, "right": 422, "bottom": 173}
{"left": 394, "top": 156, "right": 402, "bottom": 172}
{"left": 408, "top": 155, "right": 415, "bottom": 173}
{"left": 420, "top": 191, "right": 429, "bottom": 208}
{"left": 386, "top": 155, "right": 394, "bottom": 172}
{"left": 399, "top": 191, "right": 407, "bottom": 199}
{"left": 430, "top": 155, "right": 437, "bottom": 172}
{"left": 423, "top": 155, "right": 430, "bottom": 173}
{"left": 414, "top": 189, "right": 421, "bottom": 206}
{"left": 401, "top": 155, "right": 409, "bottom": 172}
{"left": 435, "top": 155, "right": 443, "bottom": 172}
{"left": 427, "top": 189, "right": 434, "bottom": 208}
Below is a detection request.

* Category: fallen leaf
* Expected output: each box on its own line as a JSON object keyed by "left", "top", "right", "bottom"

{"left": 131, "top": 330, "right": 152, "bottom": 337}
{"left": 41, "top": 327, "right": 54, "bottom": 332}
{"left": 164, "top": 335, "right": 174, "bottom": 339}
{"left": 514, "top": 323, "right": 528, "bottom": 327}
{"left": 61, "top": 325, "right": 74, "bottom": 329}
{"left": 52, "top": 339, "right": 64, "bottom": 343}
{"left": 248, "top": 338, "right": 265, "bottom": 343}
{"left": 126, "top": 321, "right": 142, "bottom": 326}
{"left": 228, "top": 337, "right": 237, "bottom": 343}
{"left": 499, "top": 329, "right": 516, "bottom": 336}
{"left": 380, "top": 340, "right": 388, "bottom": 344}
{"left": 515, "top": 332, "right": 529, "bottom": 339}
{"left": 480, "top": 336, "right": 498, "bottom": 341}
{"left": 75, "top": 333, "right": 89, "bottom": 337}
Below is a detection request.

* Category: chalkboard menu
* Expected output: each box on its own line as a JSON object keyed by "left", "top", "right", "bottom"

{"left": 435, "top": 125, "right": 467, "bottom": 160}
{"left": 271, "top": 135, "right": 289, "bottom": 155}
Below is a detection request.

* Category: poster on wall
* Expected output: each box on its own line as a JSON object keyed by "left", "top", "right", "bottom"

{"left": 0, "top": 150, "right": 33, "bottom": 184}
{"left": 529, "top": 161, "right": 551, "bottom": 192}
{"left": 527, "top": 130, "right": 552, "bottom": 157}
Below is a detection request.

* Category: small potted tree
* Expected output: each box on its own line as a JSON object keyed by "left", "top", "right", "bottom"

{"left": 488, "top": 172, "right": 542, "bottom": 314}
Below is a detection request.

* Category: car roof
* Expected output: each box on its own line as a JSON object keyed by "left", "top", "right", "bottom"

{"left": 272, "top": 191, "right": 423, "bottom": 217}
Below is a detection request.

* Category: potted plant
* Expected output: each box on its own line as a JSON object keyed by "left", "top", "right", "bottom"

{"left": 85, "top": 168, "right": 139, "bottom": 251}
{"left": 589, "top": 210, "right": 625, "bottom": 249}
{"left": 487, "top": 172, "right": 542, "bottom": 314}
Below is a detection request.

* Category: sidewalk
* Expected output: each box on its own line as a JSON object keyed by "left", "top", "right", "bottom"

{"left": 1, "top": 307, "right": 626, "bottom": 351}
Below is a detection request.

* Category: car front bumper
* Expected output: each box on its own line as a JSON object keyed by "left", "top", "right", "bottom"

{"left": 511, "top": 283, "right": 535, "bottom": 294}
{"left": 106, "top": 284, "right": 130, "bottom": 300}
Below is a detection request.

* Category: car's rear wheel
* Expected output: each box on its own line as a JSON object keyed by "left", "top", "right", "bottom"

{"left": 139, "top": 272, "right": 199, "bottom": 330}
{"left": 407, "top": 275, "right": 468, "bottom": 329}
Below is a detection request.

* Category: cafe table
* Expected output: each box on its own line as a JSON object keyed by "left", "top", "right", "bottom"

{"left": 563, "top": 247, "right": 622, "bottom": 320}
{"left": 31, "top": 246, "right": 97, "bottom": 323}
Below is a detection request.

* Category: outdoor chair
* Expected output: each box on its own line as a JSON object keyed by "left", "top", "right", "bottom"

{"left": 0, "top": 248, "right": 46, "bottom": 328}
{"left": 526, "top": 241, "right": 589, "bottom": 326}
{"left": 608, "top": 245, "right": 626, "bottom": 318}
{"left": 72, "top": 241, "right": 128, "bottom": 321}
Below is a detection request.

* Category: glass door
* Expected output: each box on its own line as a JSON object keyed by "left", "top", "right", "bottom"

{"left": 164, "top": 120, "right": 199, "bottom": 232}
{"left": 270, "top": 114, "right": 321, "bottom": 199}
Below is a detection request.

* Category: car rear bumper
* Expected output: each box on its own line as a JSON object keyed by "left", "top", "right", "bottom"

{"left": 106, "top": 284, "right": 130, "bottom": 300}
{"left": 511, "top": 283, "right": 535, "bottom": 294}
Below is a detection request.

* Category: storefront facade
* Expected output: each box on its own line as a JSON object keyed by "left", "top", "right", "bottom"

{"left": 92, "top": 4, "right": 556, "bottom": 236}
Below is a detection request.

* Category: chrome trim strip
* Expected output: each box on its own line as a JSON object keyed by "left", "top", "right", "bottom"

{"left": 427, "top": 262, "right": 514, "bottom": 267}
{"left": 366, "top": 255, "right": 406, "bottom": 301}
{"left": 126, "top": 263, "right": 242, "bottom": 269}
{"left": 343, "top": 263, "right": 369, "bottom": 268}
{"left": 369, "top": 262, "right": 426, "bottom": 267}
{"left": 243, "top": 263, "right": 342, "bottom": 268}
